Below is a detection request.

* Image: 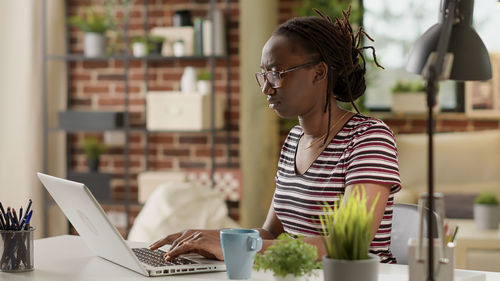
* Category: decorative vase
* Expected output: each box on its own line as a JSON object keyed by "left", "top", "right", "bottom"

{"left": 84, "top": 32, "right": 106, "bottom": 57}
{"left": 197, "top": 80, "right": 211, "bottom": 95}
{"left": 180, "top": 67, "right": 197, "bottom": 93}
{"left": 132, "top": 42, "right": 148, "bottom": 57}
{"left": 322, "top": 254, "right": 378, "bottom": 281}
{"left": 474, "top": 204, "right": 500, "bottom": 229}
{"left": 88, "top": 158, "right": 100, "bottom": 172}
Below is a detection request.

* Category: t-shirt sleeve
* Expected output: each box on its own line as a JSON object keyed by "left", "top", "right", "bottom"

{"left": 344, "top": 121, "right": 401, "bottom": 193}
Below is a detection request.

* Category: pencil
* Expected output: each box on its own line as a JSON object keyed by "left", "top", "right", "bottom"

{"left": 450, "top": 226, "right": 459, "bottom": 243}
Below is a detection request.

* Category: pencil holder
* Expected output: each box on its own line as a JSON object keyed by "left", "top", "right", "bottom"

{"left": 0, "top": 227, "right": 35, "bottom": 272}
{"left": 408, "top": 238, "right": 455, "bottom": 281}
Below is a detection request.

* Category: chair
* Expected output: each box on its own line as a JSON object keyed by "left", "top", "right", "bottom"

{"left": 390, "top": 203, "right": 439, "bottom": 264}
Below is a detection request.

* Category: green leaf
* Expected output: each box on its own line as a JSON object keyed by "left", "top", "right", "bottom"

{"left": 318, "top": 185, "right": 380, "bottom": 260}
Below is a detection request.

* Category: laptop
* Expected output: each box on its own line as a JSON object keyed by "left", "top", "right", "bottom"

{"left": 37, "top": 172, "right": 226, "bottom": 277}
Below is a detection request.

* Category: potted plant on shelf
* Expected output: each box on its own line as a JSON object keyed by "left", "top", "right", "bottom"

{"left": 196, "top": 69, "right": 212, "bottom": 95}
{"left": 69, "top": 7, "right": 113, "bottom": 57}
{"left": 473, "top": 192, "right": 500, "bottom": 230}
{"left": 148, "top": 35, "right": 165, "bottom": 55}
{"left": 83, "top": 137, "right": 107, "bottom": 172}
{"left": 173, "top": 39, "right": 185, "bottom": 57}
{"left": 254, "top": 233, "right": 321, "bottom": 281}
{"left": 319, "top": 186, "right": 380, "bottom": 281}
{"left": 391, "top": 79, "right": 438, "bottom": 114}
{"left": 131, "top": 36, "right": 149, "bottom": 57}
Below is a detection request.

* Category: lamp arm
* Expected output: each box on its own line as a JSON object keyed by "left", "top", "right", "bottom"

{"left": 424, "top": 1, "right": 456, "bottom": 281}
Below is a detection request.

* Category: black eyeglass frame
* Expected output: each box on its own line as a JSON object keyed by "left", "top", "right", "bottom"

{"left": 255, "top": 60, "right": 322, "bottom": 89}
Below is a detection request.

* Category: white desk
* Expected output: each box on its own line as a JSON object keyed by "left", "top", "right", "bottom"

{"left": 449, "top": 219, "right": 500, "bottom": 271}
{"left": 1, "top": 235, "right": 500, "bottom": 281}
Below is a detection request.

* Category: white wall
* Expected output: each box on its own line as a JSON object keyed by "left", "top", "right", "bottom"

{"left": 0, "top": 1, "right": 43, "bottom": 237}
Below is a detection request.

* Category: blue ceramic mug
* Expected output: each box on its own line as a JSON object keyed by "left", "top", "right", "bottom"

{"left": 220, "top": 229, "right": 262, "bottom": 280}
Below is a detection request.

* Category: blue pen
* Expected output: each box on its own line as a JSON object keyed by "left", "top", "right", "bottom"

{"left": 22, "top": 199, "right": 32, "bottom": 223}
{"left": 21, "top": 210, "right": 33, "bottom": 230}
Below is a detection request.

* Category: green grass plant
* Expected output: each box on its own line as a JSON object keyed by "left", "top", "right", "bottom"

{"left": 319, "top": 186, "right": 379, "bottom": 260}
{"left": 474, "top": 192, "right": 499, "bottom": 205}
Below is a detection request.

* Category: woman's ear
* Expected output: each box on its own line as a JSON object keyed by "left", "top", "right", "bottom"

{"left": 312, "top": 61, "right": 328, "bottom": 83}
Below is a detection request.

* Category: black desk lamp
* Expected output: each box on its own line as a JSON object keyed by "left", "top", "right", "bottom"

{"left": 405, "top": 0, "right": 492, "bottom": 280}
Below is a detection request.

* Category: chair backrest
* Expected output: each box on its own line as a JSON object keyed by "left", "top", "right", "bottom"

{"left": 390, "top": 203, "right": 439, "bottom": 264}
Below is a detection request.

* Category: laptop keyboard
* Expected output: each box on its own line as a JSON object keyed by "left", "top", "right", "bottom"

{"left": 132, "top": 248, "right": 198, "bottom": 267}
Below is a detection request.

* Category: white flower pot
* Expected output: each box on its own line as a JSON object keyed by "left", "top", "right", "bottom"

{"left": 132, "top": 42, "right": 148, "bottom": 57}
{"left": 197, "top": 80, "right": 211, "bottom": 95}
{"left": 173, "top": 41, "right": 185, "bottom": 57}
{"left": 274, "top": 274, "right": 304, "bottom": 281}
{"left": 474, "top": 204, "right": 500, "bottom": 230}
{"left": 392, "top": 92, "right": 440, "bottom": 114}
{"left": 322, "top": 254, "right": 378, "bottom": 281}
{"left": 84, "top": 32, "right": 106, "bottom": 57}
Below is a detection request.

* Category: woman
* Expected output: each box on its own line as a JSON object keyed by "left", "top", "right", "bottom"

{"left": 150, "top": 8, "right": 401, "bottom": 263}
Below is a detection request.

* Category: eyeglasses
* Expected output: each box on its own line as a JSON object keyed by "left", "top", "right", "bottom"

{"left": 255, "top": 60, "right": 321, "bottom": 89}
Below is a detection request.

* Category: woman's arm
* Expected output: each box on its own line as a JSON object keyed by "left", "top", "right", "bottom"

{"left": 343, "top": 183, "right": 391, "bottom": 240}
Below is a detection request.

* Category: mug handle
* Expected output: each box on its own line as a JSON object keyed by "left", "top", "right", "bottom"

{"left": 247, "top": 236, "right": 262, "bottom": 252}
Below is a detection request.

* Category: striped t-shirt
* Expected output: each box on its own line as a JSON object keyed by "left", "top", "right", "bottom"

{"left": 273, "top": 114, "right": 401, "bottom": 263}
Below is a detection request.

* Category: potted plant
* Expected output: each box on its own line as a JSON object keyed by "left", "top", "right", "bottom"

{"left": 391, "top": 79, "right": 439, "bottom": 114}
{"left": 148, "top": 35, "right": 165, "bottom": 55}
{"left": 131, "top": 36, "right": 149, "bottom": 57}
{"left": 319, "top": 186, "right": 380, "bottom": 281}
{"left": 474, "top": 192, "right": 500, "bottom": 230}
{"left": 196, "top": 69, "right": 212, "bottom": 95}
{"left": 254, "top": 233, "right": 321, "bottom": 281}
{"left": 173, "top": 39, "right": 185, "bottom": 57}
{"left": 69, "top": 7, "right": 113, "bottom": 57}
{"left": 83, "top": 137, "right": 106, "bottom": 172}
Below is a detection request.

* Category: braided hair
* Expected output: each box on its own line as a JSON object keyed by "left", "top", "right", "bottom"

{"left": 274, "top": 8, "right": 383, "bottom": 145}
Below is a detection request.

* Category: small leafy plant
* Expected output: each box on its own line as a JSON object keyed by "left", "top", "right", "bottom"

{"left": 69, "top": 7, "right": 113, "bottom": 34}
{"left": 148, "top": 35, "right": 165, "bottom": 43}
{"left": 131, "top": 36, "right": 148, "bottom": 44}
{"left": 254, "top": 233, "right": 322, "bottom": 278}
{"left": 474, "top": 192, "right": 499, "bottom": 205}
{"left": 83, "top": 137, "right": 106, "bottom": 160}
{"left": 319, "top": 186, "right": 379, "bottom": 260}
{"left": 391, "top": 80, "right": 426, "bottom": 93}
{"left": 197, "top": 69, "right": 211, "bottom": 81}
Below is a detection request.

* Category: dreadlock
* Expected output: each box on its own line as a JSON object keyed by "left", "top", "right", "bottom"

{"left": 273, "top": 7, "right": 383, "bottom": 145}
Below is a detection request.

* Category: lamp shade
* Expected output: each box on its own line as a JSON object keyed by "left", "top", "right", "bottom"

{"left": 406, "top": 0, "right": 492, "bottom": 81}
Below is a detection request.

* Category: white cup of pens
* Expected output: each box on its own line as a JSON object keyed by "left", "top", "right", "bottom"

{"left": 0, "top": 199, "right": 35, "bottom": 272}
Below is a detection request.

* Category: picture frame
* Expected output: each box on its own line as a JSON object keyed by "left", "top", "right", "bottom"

{"left": 465, "top": 52, "right": 500, "bottom": 116}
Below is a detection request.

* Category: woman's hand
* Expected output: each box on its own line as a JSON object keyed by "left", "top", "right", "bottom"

{"left": 149, "top": 229, "right": 224, "bottom": 261}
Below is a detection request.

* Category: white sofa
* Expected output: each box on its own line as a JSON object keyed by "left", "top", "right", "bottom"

{"left": 396, "top": 130, "right": 500, "bottom": 272}
{"left": 395, "top": 129, "right": 500, "bottom": 208}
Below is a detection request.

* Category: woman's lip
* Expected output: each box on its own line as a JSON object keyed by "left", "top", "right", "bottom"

{"left": 269, "top": 101, "right": 280, "bottom": 109}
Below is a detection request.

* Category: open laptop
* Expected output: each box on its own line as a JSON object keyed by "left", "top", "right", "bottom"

{"left": 37, "top": 172, "right": 226, "bottom": 277}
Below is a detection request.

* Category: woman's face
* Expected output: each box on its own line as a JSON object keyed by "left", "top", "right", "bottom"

{"left": 259, "top": 35, "right": 325, "bottom": 119}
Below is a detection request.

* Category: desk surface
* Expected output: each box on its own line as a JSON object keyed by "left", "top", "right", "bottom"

{"left": 1, "top": 235, "right": 499, "bottom": 281}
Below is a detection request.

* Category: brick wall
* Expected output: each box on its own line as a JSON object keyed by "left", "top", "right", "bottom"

{"left": 67, "top": 0, "right": 240, "bottom": 235}
{"left": 68, "top": 0, "right": 240, "bottom": 201}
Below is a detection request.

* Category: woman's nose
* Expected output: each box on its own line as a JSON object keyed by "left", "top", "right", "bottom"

{"left": 261, "top": 80, "right": 275, "bottom": 95}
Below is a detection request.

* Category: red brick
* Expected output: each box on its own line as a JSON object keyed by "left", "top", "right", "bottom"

{"left": 98, "top": 74, "right": 126, "bottom": 81}
{"left": 179, "top": 161, "right": 207, "bottom": 169}
{"left": 179, "top": 136, "right": 208, "bottom": 144}
{"left": 148, "top": 134, "right": 174, "bottom": 144}
{"left": 163, "top": 148, "right": 190, "bottom": 157}
{"left": 82, "top": 61, "right": 109, "bottom": 69}
{"left": 83, "top": 86, "right": 110, "bottom": 94}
